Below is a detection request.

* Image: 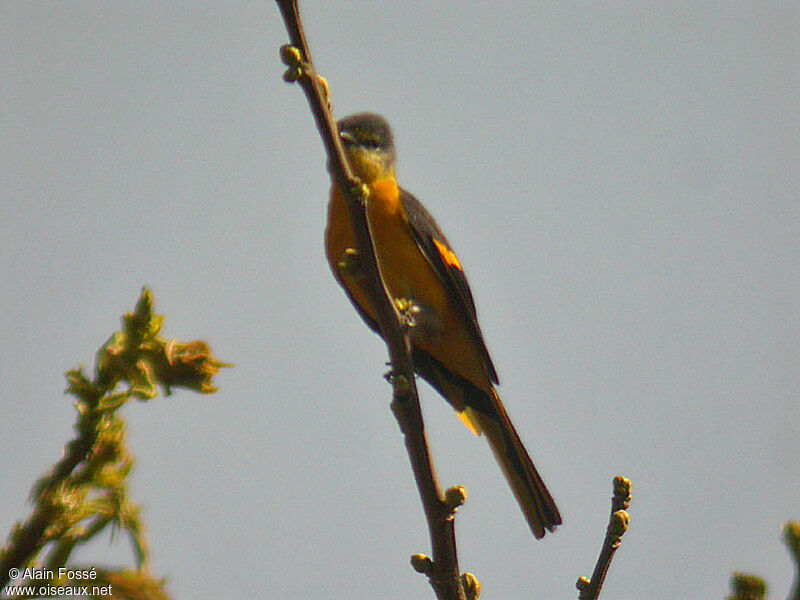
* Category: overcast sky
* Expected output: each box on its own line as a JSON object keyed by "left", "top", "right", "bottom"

{"left": 2, "top": 3, "right": 798, "bottom": 599}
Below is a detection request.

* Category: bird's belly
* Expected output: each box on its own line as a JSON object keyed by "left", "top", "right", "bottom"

{"left": 366, "top": 184, "right": 490, "bottom": 389}
{"left": 326, "top": 181, "right": 490, "bottom": 390}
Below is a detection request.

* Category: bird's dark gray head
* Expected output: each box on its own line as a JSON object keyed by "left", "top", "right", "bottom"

{"left": 337, "top": 112, "right": 396, "bottom": 182}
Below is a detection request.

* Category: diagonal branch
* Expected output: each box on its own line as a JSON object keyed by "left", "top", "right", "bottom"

{"left": 275, "top": 2, "right": 465, "bottom": 599}
{"left": 577, "top": 476, "right": 632, "bottom": 600}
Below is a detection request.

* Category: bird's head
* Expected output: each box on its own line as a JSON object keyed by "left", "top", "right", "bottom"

{"left": 336, "top": 112, "right": 396, "bottom": 183}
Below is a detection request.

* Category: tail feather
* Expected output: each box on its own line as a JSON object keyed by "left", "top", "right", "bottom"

{"left": 475, "top": 388, "right": 561, "bottom": 538}
{"left": 410, "top": 352, "right": 560, "bottom": 538}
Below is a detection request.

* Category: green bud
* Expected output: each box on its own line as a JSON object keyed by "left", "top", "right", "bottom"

{"left": 279, "top": 44, "right": 302, "bottom": 67}
{"left": 444, "top": 485, "right": 468, "bottom": 510}
{"left": 410, "top": 554, "right": 433, "bottom": 574}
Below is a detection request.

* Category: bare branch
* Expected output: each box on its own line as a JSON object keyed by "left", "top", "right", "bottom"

{"left": 577, "top": 476, "right": 631, "bottom": 600}
{"left": 275, "top": 2, "right": 466, "bottom": 598}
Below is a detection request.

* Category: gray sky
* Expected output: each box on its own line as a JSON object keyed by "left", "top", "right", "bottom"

{"left": 2, "top": 2, "right": 798, "bottom": 599}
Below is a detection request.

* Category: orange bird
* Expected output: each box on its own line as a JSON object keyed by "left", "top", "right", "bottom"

{"left": 325, "top": 113, "right": 561, "bottom": 538}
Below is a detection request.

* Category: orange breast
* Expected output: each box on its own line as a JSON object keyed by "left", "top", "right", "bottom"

{"left": 325, "top": 180, "right": 491, "bottom": 391}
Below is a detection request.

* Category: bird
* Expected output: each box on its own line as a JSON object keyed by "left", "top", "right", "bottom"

{"left": 325, "top": 112, "right": 561, "bottom": 538}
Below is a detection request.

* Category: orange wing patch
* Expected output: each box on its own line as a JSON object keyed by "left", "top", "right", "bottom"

{"left": 433, "top": 238, "right": 462, "bottom": 270}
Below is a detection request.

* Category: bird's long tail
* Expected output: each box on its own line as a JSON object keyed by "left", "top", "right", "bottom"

{"left": 472, "top": 388, "right": 562, "bottom": 538}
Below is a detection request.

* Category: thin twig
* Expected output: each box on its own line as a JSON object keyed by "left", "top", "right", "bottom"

{"left": 275, "top": 2, "right": 465, "bottom": 599}
{"left": 1, "top": 505, "right": 57, "bottom": 588}
{"left": 577, "top": 476, "right": 632, "bottom": 600}
{"left": 0, "top": 393, "right": 111, "bottom": 588}
{"left": 1, "top": 289, "right": 225, "bottom": 591}
{"left": 784, "top": 522, "right": 800, "bottom": 600}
